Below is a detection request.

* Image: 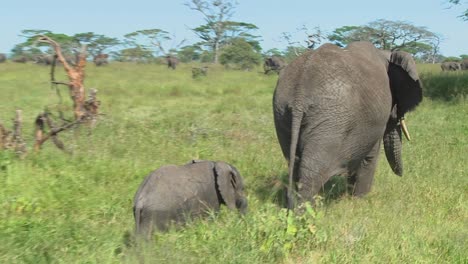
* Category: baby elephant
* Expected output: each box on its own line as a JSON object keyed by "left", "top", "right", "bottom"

{"left": 133, "top": 160, "right": 247, "bottom": 238}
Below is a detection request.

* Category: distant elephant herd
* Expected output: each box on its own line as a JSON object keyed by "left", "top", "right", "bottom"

{"left": 440, "top": 60, "right": 468, "bottom": 71}
{"left": 0, "top": 41, "right": 448, "bottom": 240}
{"left": 1, "top": 51, "right": 467, "bottom": 74}
{"left": 0, "top": 53, "right": 184, "bottom": 70}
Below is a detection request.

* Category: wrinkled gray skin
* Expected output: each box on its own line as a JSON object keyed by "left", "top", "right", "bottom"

{"left": 460, "top": 59, "right": 468, "bottom": 70}
{"left": 264, "top": 56, "right": 287, "bottom": 74}
{"left": 441, "top": 61, "right": 461, "bottom": 71}
{"left": 0, "top": 53, "right": 6, "bottom": 63}
{"left": 166, "top": 55, "right": 179, "bottom": 70}
{"left": 273, "top": 41, "right": 422, "bottom": 208}
{"left": 133, "top": 160, "right": 247, "bottom": 238}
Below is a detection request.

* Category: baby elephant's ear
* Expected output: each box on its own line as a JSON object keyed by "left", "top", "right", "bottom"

{"left": 214, "top": 162, "right": 237, "bottom": 210}
{"left": 187, "top": 159, "right": 206, "bottom": 164}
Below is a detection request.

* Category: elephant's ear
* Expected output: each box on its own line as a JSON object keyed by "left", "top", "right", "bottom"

{"left": 187, "top": 159, "right": 206, "bottom": 164}
{"left": 388, "top": 51, "right": 423, "bottom": 118}
{"left": 214, "top": 162, "right": 237, "bottom": 210}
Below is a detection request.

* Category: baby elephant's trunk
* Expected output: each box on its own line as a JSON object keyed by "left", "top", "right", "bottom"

{"left": 236, "top": 197, "right": 248, "bottom": 214}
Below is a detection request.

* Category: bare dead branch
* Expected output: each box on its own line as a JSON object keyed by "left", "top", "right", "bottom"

{"left": 0, "top": 123, "right": 9, "bottom": 150}
{"left": 33, "top": 112, "right": 84, "bottom": 152}
{"left": 37, "top": 35, "right": 89, "bottom": 120}
{"left": 50, "top": 54, "right": 58, "bottom": 84}
{"left": 0, "top": 111, "right": 28, "bottom": 156}
{"left": 34, "top": 114, "right": 45, "bottom": 152}
{"left": 5, "top": 36, "right": 99, "bottom": 155}
{"left": 37, "top": 36, "right": 74, "bottom": 73}
{"left": 51, "top": 81, "right": 70, "bottom": 86}
{"left": 48, "top": 53, "right": 68, "bottom": 120}
{"left": 43, "top": 113, "right": 68, "bottom": 152}
{"left": 51, "top": 136, "right": 67, "bottom": 151}
{"left": 83, "top": 89, "right": 100, "bottom": 128}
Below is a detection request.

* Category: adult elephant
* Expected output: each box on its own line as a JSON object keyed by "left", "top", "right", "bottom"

{"left": 166, "top": 55, "right": 179, "bottom": 70}
{"left": 35, "top": 54, "right": 54, "bottom": 65}
{"left": 264, "top": 56, "right": 286, "bottom": 74}
{"left": 460, "top": 59, "right": 468, "bottom": 70}
{"left": 441, "top": 61, "right": 461, "bottom": 71}
{"left": 93, "top": 54, "right": 109, "bottom": 66}
{"left": 12, "top": 56, "right": 27, "bottom": 63}
{"left": 273, "top": 41, "right": 422, "bottom": 208}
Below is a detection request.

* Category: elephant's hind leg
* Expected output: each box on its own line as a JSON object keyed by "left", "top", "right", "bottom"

{"left": 297, "top": 166, "right": 331, "bottom": 205}
{"left": 296, "top": 143, "right": 344, "bottom": 205}
{"left": 349, "top": 141, "right": 381, "bottom": 196}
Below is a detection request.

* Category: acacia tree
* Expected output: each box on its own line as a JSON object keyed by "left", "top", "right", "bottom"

{"left": 73, "top": 32, "right": 120, "bottom": 57}
{"left": 37, "top": 36, "right": 88, "bottom": 120}
{"left": 5, "top": 35, "right": 100, "bottom": 153}
{"left": 124, "top": 29, "right": 169, "bottom": 56}
{"left": 124, "top": 29, "right": 185, "bottom": 59}
{"left": 277, "top": 25, "right": 325, "bottom": 60}
{"left": 177, "top": 45, "right": 202, "bottom": 62}
{"left": 186, "top": 0, "right": 260, "bottom": 64}
{"left": 12, "top": 30, "right": 76, "bottom": 60}
{"left": 219, "top": 37, "right": 262, "bottom": 70}
{"left": 448, "top": 0, "right": 468, "bottom": 21}
{"left": 425, "top": 34, "right": 443, "bottom": 63}
{"left": 328, "top": 20, "right": 439, "bottom": 54}
{"left": 278, "top": 32, "right": 302, "bottom": 57}
{"left": 222, "top": 21, "right": 261, "bottom": 49}
{"left": 10, "top": 43, "right": 42, "bottom": 60}
{"left": 186, "top": 0, "right": 236, "bottom": 63}
{"left": 282, "top": 45, "right": 307, "bottom": 62}
{"left": 11, "top": 30, "right": 119, "bottom": 63}
{"left": 327, "top": 26, "right": 362, "bottom": 47}
{"left": 116, "top": 47, "right": 154, "bottom": 63}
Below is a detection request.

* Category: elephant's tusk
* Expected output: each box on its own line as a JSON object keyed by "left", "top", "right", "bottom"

{"left": 400, "top": 118, "right": 411, "bottom": 141}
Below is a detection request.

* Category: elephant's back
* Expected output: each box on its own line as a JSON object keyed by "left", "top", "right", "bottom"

{"left": 273, "top": 42, "right": 392, "bottom": 159}
{"left": 276, "top": 43, "right": 389, "bottom": 112}
{"left": 134, "top": 164, "right": 217, "bottom": 213}
{"left": 134, "top": 165, "right": 179, "bottom": 210}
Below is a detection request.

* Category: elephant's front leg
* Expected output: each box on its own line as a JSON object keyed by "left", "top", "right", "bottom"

{"left": 348, "top": 141, "right": 381, "bottom": 196}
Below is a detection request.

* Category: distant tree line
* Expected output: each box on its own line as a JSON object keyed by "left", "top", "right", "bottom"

{"left": 327, "top": 19, "right": 446, "bottom": 64}
{"left": 3, "top": 0, "right": 466, "bottom": 69}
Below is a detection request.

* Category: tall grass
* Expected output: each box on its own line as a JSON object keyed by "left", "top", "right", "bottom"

{"left": 0, "top": 62, "right": 466, "bottom": 263}
{"left": 418, "top": 63, "right": 468, "bottom": 101}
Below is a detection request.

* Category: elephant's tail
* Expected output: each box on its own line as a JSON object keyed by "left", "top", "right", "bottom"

{"left": 133, "top": 205, "right": 143, "bottom": 235}
{"left": 287, "top": 110, "right": 303, "bottom": 210}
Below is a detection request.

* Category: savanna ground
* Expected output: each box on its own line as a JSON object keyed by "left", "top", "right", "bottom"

{"left": 0, "top": 61, "right": 467, "bottom": 263}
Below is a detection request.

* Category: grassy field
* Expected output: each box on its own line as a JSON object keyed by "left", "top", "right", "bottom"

{"left": 0, "top": 61, "right": 467, "bottom": 263}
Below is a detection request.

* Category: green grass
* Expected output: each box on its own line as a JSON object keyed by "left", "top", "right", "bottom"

{"left": 418, "top": 63, "right": 468, "bottom": 101}
{"left": 0, "top": 62, "right": 467, "bottom": 263}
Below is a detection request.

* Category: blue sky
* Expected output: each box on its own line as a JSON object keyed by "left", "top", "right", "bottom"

{"left": 1, "top": 0, "right": 467, "bottom": 56}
